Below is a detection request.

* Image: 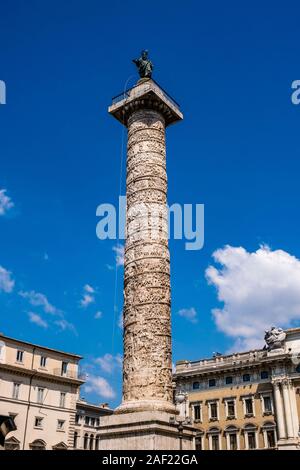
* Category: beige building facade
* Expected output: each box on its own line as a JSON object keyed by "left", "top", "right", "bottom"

{"left": 174, "top": 328, "right": 300, "bottom": 450}
{"left": 0, "top": 333, "right": 85, "bottom": 450}
{"left": 74, "top": 399, "right": 113, "bottom": 450}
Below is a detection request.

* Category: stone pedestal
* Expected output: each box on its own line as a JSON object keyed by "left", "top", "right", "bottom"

{"left": 99, "top": 80, "right": 197, "bottom": 449}
{"left": 98, "top": 411, "right": 196, "bottom": 450}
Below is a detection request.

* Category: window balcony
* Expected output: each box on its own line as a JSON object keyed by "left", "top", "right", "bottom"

{"left": 52, "top": 368, "right": 86, "bottom": 380}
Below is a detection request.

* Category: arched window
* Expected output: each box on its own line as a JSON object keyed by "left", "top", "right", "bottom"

{"left": 95, "top": 435, "right": 100, "bottom": 450}
{"left": 29, "top": 439, "right": 46, "bottom": 450}
{"left": 243, "top": 423, "right": 258, "bottom": 450}
{"left": 89, "top": 434, "right": 94, "bottom": 450}
{"left": 224, "top": 425, "right": 239, "bottom": 450}
{"left": 195, "top": 430, "right": 204, "bottom": 450}
{"left": 262, "top": 421, "right": 277, "bottom": 449}
{"left": 83, "top": 433, "right": 89, "bottom": 450}
{"left": 207, "top": 427, "right": 221, "bottom": 450}
{"left": 73, "top": 431, "right": 78, "bottom": 449}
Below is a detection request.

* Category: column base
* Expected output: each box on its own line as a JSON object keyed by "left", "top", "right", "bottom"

{"left": 114, "top": 400, "right": 177, "bottom": 415}
{"left": 98, "top": 410, "right": 197, "bottom": 450}
{"left": 277, "top": 438, "right": 300, "bottom": 450}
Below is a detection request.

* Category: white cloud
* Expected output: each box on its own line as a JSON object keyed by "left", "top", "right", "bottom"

{"left": 28, "top": 312, "right": 48, "bottom": 329}
{"left": 177, "top": 307, "right": 198, "bottom": 324}
{"left": 95, "top": 353, "right": 122, "bottom": 374}
{"left": 0, "top": 189, "right": 14, "bottom": 216}
{"left": 80, "top": 284, "right": 96, "bottom": 308}
{"left": 84, "top": 284, "right": 95, "bottom": 294}
{"left": 113, "top": 244, "right": 124, "bottom": 267}
{"left": 94, "top": 311, "right": 102, "bottom": 320}
{"left": 206, "top": 245, "right": 300, "bottom": 351}
{"left": 80, "top": 294, "right": 94, "bottom": 308}
{"left": 0, "top": 266, "right": 14, "bottom": 293}
{"left": 19, "top": 290, "right": 59, "bottom": 315}
{"left": 84, "top": 375, "right": 116, "bottom": 399}
{"left": 54, "top": 319, "right": 77, "bottom": 335}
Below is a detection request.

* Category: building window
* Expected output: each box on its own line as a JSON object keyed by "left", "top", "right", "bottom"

{"left": 95, "top": 435, "right": 100, "bottom": 450}
{"left": 75, "top": 414, "right": 80, "bottom": 424}
{"left": 195, "top": 434, "right": 203, "bottom": 450}
{"left": 208, "top": 401, "right": 218, "bottom": 420}
{"left": 243, "top": 373, "right": 251, "bottom": 382}
{"left": 73, "top": 431, "right": 78, "bottom": 449}
{"left": 57, "top": 420, "right": 65, "bottom": 431}
{"left": 89, "top": 434, "right": 94, "bottom": 450}
{"left": 193, "top": 381, "right": 200, "bottom": 390}
{"left": 225, "top": 426, "right": 239, "bottom": 450}
{"left": 229, "top": 433, "right": 237, "bottom": 450}
{"left": 34, "top": 417, "right": 43, "bottom": 428}
{"left": 225, "top": 376, "right": 233, "bottom": 385}
{"left": 40, "top": 356, "right": 47, "bottom": 368}
{"left": 211, "top": 434, "right": 220, "bottom": 450}
{"left": 262, "top": 422, "right": 277, "bottom": 448}
{"left": 226, "top": 400, "right": 236, "bottom": 419}
{"left": 262, "top": 395, "right": 273, "bottom": 414}
{"left": 209, "top": 378, "right": 216, "bottom": 387}
{"left": 245, "top": 398, "right": 254, "bottom": 416}
{"left": 12, "top": 383, "right": 20, "bottom": 399}
{"left": 208, "top": 427, "right": 221, "bottom": 450}
{"left": 85, "top": 416, "right": 90, "bottom": 426}
{"left": 95, "top": 418, "right": 100, "bottom": 427}
{"left": 90, "top": 417, "right": 95, "bottom": 427}
{"left": 61, "top": 361, "right": 68, "bottom": 376}
{"left": 261, "top": 370, "right": 269, "bottom": 380}
{"left": 59, "top": 392, "right": 66, "bottom": 408}
{"left": 83, "top": 433, "right": 89, "bottom": 450}
{"left": 192, "top": 403, "right": 202, "bottom": 422}
{"left": 37, "top": 387, "right": 45, "bottom": 404}
{"left": 266, "top": 430, "right": 276, "bottom": 448}
{"left": 247, "top": 432, "right": 256, "bottom": 449}
{"left": 16, "top": 350, "right": 24, "bottom": 363}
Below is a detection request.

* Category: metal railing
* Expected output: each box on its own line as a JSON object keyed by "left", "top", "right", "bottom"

{"left": 52, "top": 368, "right": 86, "bottom": 380}
{"left": 111, "top": 79, "right": 180, "bottom": 109}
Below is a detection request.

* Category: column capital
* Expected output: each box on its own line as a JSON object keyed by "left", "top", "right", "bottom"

{"left": 282, "top": 378, "right": 292, "bottom": 388}
{"left": 109, "top": 79, "right": 183, "bottom": 127}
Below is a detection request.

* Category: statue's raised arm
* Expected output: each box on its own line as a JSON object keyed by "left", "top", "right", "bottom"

{"left": 132, "top": 50, "right": 153, "bottom": 79}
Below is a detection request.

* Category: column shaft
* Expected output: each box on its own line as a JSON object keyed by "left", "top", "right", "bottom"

{"left": 122, "top": 109, "right": 173, "bottom": 409}
{"left": 273, "top": 382, "right": 286, "bottom": 439}
{"left": 289, "top": 383, "right": 299, "bottom": 437}
{"left": 282, "top": 381, "right": 294, "bottom": 438}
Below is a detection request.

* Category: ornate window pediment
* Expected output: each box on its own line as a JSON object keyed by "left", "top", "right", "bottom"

{"left": 52, "top": 441, "right": 68, "bottom": 450}
{"left": 29, "top": 439, "right": 46, "bottom": 450}
{"left": 4, "top": 436, "right": 20, "bottom": 450}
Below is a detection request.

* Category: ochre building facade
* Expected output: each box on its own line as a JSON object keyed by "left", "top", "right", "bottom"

{"left": 174, "top": 328, "right": 300, "bottom": 450}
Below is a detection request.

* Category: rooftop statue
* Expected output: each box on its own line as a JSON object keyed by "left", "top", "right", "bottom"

{"left": 264, "top": 327, "right": 286, "bottom": 350}
{"left": 132, "top": 50, "right": 153, "bottom": 79}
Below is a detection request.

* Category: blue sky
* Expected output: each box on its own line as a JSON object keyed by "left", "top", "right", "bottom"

{"left": 1, "top": 1, "right": 300, "bottom": 407}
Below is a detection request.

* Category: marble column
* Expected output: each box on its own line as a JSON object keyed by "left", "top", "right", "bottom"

{"left": 122, "top": 108, "right": 172, "bottom": 411}
{"left": 273, "top": 381, "right": 286, "bottom": 439}
{"left": 282, "top": 379, "right": 294, "bottom": 439}
{"left": 109, "top": 79, "right": 183, "bottom": 415}
{"left": 288, "top": 382, "right": 299, "bottom": 437}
